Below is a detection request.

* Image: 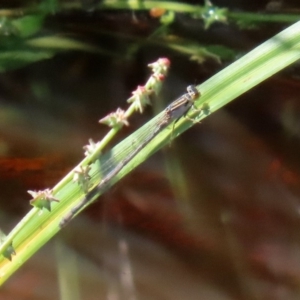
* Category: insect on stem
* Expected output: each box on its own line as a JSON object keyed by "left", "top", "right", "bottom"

{"left": 60, "top": 85, "right": 201, "bottom": 228}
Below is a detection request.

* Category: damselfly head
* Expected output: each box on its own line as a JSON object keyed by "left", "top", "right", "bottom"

{"left": 187, "top": 85, "right": 200, "bottom": 100}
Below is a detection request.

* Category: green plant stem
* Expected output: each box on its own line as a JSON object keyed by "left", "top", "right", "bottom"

{"left": 1, "top": 20, "right": 300, "bottom": 285}
{"left": 228, "top": 11, "right": 300, "bottom": 24}
{"left": 2, "top": 1, "right": 300, "bottom": 26}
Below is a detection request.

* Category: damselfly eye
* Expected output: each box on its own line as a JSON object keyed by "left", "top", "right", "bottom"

{"left": 187, "top": 85, "right": 200, "bottom": 100}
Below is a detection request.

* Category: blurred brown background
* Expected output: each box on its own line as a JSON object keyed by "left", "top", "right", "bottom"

{"left": 2, "top": 0, "right": 300, "bottom": 299}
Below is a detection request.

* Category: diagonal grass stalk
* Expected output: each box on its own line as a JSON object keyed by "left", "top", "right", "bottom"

{"left": 1, "top": 21, "right": 300, "bottom": 285}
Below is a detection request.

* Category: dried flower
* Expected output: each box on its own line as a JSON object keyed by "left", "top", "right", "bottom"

{"left": 99, "top": 108, "right": 129, "bottom": 127}
{"left": 29, "top": 189, "right": 59, "bottom": 212}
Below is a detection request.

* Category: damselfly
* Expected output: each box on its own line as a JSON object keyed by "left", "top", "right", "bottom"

{"left": 60, "top": 85, "right": 201, "bottom": 227}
